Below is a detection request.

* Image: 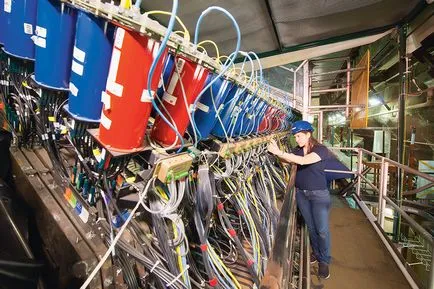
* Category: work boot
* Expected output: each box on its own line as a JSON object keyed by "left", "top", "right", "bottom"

{"left": 310, "top": 253, "right": 317, "bottom": 264}
{"left": 318, "top": 262, "right": 330, "bottom": 279}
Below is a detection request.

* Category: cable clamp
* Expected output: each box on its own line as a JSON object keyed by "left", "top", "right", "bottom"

{"left": 165, "top": 265, "right": 190, "bottom": 287}
{"left": 150, "top": 260, "right": 161, "bottom": 273}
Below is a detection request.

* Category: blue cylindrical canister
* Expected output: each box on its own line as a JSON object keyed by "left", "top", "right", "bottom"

{"left": 34, "top": 0, "right": 76, "bottom": 90}
{"left": 0, "top": 0, "right": 5, "bottom": 45}
{"left": 67, "top": 11, "right": 114, "bottom": 122}
{"left": 231, "top": 93, "right": 255, "bottom": 137}
{"left": 239, "top": 96, "right": 262, "bottom": 136}
{"left": 211, "top": 86, "right": 247, "bottom": 139}
{"left": 2, "top": 0, "right": 37, "bottom": 60}
{"left": 189, "top": 74, "right": 233, "bottom": 140}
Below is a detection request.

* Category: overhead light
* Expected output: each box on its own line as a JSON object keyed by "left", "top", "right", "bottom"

{"left": 369, "top": 98, "right": 382, "bottom": 106}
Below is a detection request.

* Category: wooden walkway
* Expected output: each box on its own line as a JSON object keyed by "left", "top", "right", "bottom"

{"left": 311, "top": 201, "right": 411, "bottom": 289}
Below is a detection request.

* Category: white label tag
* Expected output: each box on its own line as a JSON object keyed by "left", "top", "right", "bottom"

{"left": 35, "top": 26, "right": 47, "bottom": 38}
{"left": 106, "top": 82, "right": 123, "bottom": 97}
{"left": 4, "top": 0, "right": 11, "bottom": 13}
{"left": 100, "top": 112, "right": 112, "bottom": 130}
{"left": 78, "top": 207, "right": 89, "bottom": 223}
{"left": 106, "top": 49, "right": 123, "bottom": 97}
{"left": 73, "top": 46, "right": 86, "bottom": 63}
{"left": 141, "top": 90, "right": 154, "bottom": 103}
{"left": 101, "top": 91, "right": 111, "bottom": 109}
{"left": 24, "top": 23, "right": 33, "bottom": 35}
{"left": 114, "top": 28, "right": 125, "bottom": 49}
{"left": 71, "top": 60, "right": 84, "bottom": 76}
{"left": 0, "top": 80, "right": 9, "bottom": 86}
{"left": 162, "top": 92, "right": 177, "bottom": 106}
{"left": 196, "top": 102, "right": 209, "bottom": 113}
{"left": 34, "top": 37, "right": 46, "bottom": 48}
{"left": 69, "top": 82, "right": 78, "bottom": 96}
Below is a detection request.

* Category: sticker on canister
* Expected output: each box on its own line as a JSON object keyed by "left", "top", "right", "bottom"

{"left": 69, "top": 82, "right": 78, "bottom": 96}
{"left": 4, "top": 0, "right": 11, "bottom": 13}
{"left": 24, "top": 23, "right": 33, "bottom": 35}
{"left": 163, "top": 92, "right": 177, "bottom": 106}
{"left": 73, "top": 46, "right": 86, "bottom": 63}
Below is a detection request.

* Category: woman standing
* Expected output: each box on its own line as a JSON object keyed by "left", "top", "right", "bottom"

{"left": 268, "top": 120, "right": 331, "bottom": 279}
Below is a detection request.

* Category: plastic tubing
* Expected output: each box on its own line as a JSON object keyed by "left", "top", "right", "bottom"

{"left": 190, "top": 6, "right": 241, "bottom": 147}
{"left": 145, "top": 1, "right": 186, "bottom": 153}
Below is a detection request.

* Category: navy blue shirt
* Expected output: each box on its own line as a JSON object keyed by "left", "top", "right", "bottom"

{"left": 294, "top": 144, "right": 330, "bottom": 190}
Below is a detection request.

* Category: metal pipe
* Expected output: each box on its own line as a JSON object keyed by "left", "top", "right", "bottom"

{"left": 346, "top": 59, "right": 351, "bottom": 118}
{"left": 318, "top": 111, "right": 323, "bottom": 143}
{"left": 356, "top": 150, "right": 363, "bottom": 197}
{"left": 311, "top": 87, "right": 348, "bottom": 94}
{"left": 328, "top": 147, "right": 434, "bottom": 183}
{"left": 378, "top": 159, "right": 389, "bottom": 228}
{"left": 353, "top": 197, "right": 419, "bottom": 289}
{"left": 430, "top": 249, "right": 434, "bottom": 289}
{"left": 309, "top": 104, "right": 364, "bottom": 109}
{"left": 384, "top": 196, "right": 434, "bottom": 246}
{"left": 324, "top": 169, "right": 356, "bottom": 175}
{"left": 309, "top": 66, "right": 365, "bottom": 77}
{"left": 295, "top": 59, "right": 308, "bottom": 73}
{"left": 395, "top": 24, "right": 407, "bottom": 242}
{"left": 359, "top": 174, "right": 380, "bottom": 193}
{"left": 0, "top": 199, "right": 34, "bottom": 258}
{"left": 303, "top": 61, "right": 310, "bottom": 120}
{"left": 403, "top": 182, "right": 434, "bottom": 196}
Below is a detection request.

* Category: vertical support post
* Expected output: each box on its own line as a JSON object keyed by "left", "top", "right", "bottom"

{"left": 356, "top": 149, "right": 363, "bottom": 197}
{"left": 345, "top": 58, "right": 351, "bottom": 118}
{"left": 394, "top": 24, "right": 407, "bottom": 242}
{"left": 318, "top": 111, "right": 323, "bottom": 143}
{"left": 429, "top": 248, "right": 434, "bottom": 289}
{"left": 302, "top": 61, "right": 310, "bottom": 121}
{"left": 293, "top": 70, "right": 297, "bottom": 108}
{"left": 378, "top": 158, "right": 389, "bottom": 228}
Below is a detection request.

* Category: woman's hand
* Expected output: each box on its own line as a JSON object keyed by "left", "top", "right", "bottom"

{"left": 268, "top": 139, "right": 282, "bottom": 156}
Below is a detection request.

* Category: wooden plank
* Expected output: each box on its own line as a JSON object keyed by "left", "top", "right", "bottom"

{"left": 350, "top": 50, "right": 370, "bottom": 129}
{"left": 11, "top": 148, "right": 105, "bottom": 289}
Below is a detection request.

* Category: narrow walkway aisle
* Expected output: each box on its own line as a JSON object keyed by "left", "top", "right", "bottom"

{"left": 311, "top": 197, "right": 411, "bottom": 289}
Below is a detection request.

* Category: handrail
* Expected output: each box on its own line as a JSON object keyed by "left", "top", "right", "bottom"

{"left": 260, "top": 164, "right": 298, "bottom": 289}
{"left": 329, "top": 146, "right": 434, "bottom": 289}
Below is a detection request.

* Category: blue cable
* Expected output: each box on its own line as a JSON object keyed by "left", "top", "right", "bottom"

{"left": 146, "top": 0, "right": 185, "bottom": 153}
{"left": 190, "top": 7, "right": 241, "bottom": 147}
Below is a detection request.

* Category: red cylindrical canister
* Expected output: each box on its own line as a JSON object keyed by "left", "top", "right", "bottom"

{"left": 271, "top": 110, "right": 283, "bottom": 131}
{"left": 99, "top": 27, "right": 167, "bottom": 151}
{"left": 259, "top": 106, "right": 274, "bottom": 133}
{"left": 151, "top": 55, "right": 209, "bottom": 146}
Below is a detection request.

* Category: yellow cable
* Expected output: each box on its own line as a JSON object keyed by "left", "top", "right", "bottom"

{"left": 198, "top": 40, "right": 220, "bottom": 60}
{"left": 196, "top": 45, "right": 208, "bottom": 54}
{"left": 208, "top": 243, "right": 242, "bottom": 288}
{"left": 144, "top": 11, "right": 190, "bottom": 42}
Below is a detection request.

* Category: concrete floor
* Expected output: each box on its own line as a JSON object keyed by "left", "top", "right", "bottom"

{"left": 310, "top": 199, "right": 411, "bottom": 289}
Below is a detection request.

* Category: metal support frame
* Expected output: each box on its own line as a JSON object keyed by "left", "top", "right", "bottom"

{"left": 318, "top": 111, "right": 323, "bottom": 143}
{"left": 302, "top": 61, "right": 310, "bottom": 120}
{"left": 395, "top": 24, "right": 408, "bottom": 243}
{"left": 356, "top": 149, "right": 363, "bottom": 197}
{"left": 346, "top": 59, "right": 351, "bottom": 118}
{"left": 378, "top": 158, "right": 389, "bottom": 227}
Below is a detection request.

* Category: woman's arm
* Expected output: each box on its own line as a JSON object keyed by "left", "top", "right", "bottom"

{"left": 268, "top": 139, "right": 322, "bottom": 165}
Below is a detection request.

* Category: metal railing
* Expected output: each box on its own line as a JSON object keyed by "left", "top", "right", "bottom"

{"left": 260, "top": 165, "right": 300, "bottom": 289}
{"left": 329, "top": 147, "right": 434, "bottom": 289}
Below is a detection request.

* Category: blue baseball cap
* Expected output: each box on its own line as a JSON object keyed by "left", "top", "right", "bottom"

{"left": 291, "top": 120, "right": 314, "bottom": 134}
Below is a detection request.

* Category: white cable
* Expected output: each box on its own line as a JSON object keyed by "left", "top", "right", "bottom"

{"left": 166, "top": 265, "right": 190, "bottom": 287}
{"left": 80, "top": 176, "right": 155, "bottom": 289}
